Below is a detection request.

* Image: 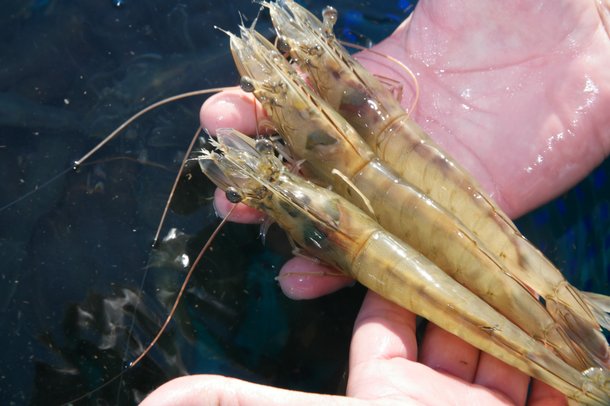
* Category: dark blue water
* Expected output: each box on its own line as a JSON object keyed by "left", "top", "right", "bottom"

{"left": 0, "top": 1, "right": 606, "bottom": 405}
{"left": 515, "top": 162, "right": 610, "bottom": 293}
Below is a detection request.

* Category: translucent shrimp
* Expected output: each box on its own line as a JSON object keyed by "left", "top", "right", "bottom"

{"left": 266, "top": 0, "right": 610, "bottom": 365}
{"left": 199, "top": 128, "right": 609, "bottom": 405}
{"left": 227, "top": 25, "right": 610, "bottom": 372}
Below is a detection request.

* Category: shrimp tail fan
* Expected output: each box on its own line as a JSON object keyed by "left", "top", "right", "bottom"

{"left": 547, "top": 298, "right": 610, "bottom": 369}
{"left": 583, "top": 291, "right": 610, "bottom": 332}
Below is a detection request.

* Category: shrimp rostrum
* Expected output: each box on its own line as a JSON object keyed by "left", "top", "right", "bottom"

{"left": 200, "top": 129, "right": 608, "bottom": 405}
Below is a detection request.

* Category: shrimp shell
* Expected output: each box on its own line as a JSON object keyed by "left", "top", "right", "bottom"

{"left": 199, "top": 128, "right": 610, "bottom": 405}
{"left": 267, "top": 0, "right": 610, "bottom": 368}
{"left": 227, "top": 24, "right": 608, "bottom": 373}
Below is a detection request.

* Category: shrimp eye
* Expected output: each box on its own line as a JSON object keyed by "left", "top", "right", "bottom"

{"left": 225, "top": 187, "right": 242, "bottom": 204}
{"left": 255, "top": 138, "right": 274, "bottom": 155}
{"left": 276, "top": 37, "right": 291, "bottom": 53}
{"left": 322, "top": 6, "right": 338, "bottom": 31}
{"left": 240, "top": 76, "right": 255, "bottom": 93}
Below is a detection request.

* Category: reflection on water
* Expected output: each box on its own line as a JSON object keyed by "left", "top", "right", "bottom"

{"left": 0, "top": 0, "right": 607, "bottom": 404}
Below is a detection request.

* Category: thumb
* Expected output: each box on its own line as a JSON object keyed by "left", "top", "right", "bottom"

{"left": 141, "top": 375, "right": 363, "bottom": 406}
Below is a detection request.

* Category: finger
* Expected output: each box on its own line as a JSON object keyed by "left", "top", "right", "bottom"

{"left": 200, "top": 88, "right": 267, "bottom": 136}
{"left": 418, "top": 323, "right": 480, "bottom": 383}
{"left": 351, "top": 291, "right": 418, "bottom": 366}
{"left": 277, "top": 257, "right": 354, "bottom": 299}
{"left": 346, "top": 294, "right": 515, "bottom": 405}
{"left": 141, "top": 375, "right": 361, "bottom": 406}
{"left": 203, "top": 90, "right": 274, "bottom": 225}
{"left": 527, "top": 379, "right": 568, "bottom": 406}
{"left": 346, "top": 292, "right": 418, "bottom": 399}
{"left": 474, "top": 351, "right": 530, "bottom": 406}
{"left": 213, "top": 188, "right": 264, "bottom": 223}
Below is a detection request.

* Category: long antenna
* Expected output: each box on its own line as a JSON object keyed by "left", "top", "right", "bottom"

{"left": 64, "top": 204, "right": 238, "bottom": 405}
{"left": 73, "top": 87, "right": 230, "bottom": 168}
{"left": 152, "top": 127, "right": 203, "bottom": 247}
{"left": 130, "top": 204, "right": 237, "bottom": 368}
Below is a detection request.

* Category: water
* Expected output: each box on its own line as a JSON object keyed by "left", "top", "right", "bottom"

{"left": 515, "top": 161, "right": 610, "bottom": 293}
{"left": 0, "top": 0, "right": 607, "bottom": 404}
{"left": 0, "top": 1, "right": 413, "bottom": 404}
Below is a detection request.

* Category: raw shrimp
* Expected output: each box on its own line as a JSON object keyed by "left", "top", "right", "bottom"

{"left": 267, "top": 0, "right": 610, "bottom": 359}
{"left": 227, "top": 25, "right": 610, "bottom": 371}
{"left": 199, "top": 128, "right": 610, "bottom": 405}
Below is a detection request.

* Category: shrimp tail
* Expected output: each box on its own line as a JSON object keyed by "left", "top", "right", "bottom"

{"left": 547, "top": 297, "right": 610, "bottom": 368}
{"left": 582, "top": 291, "right": 610, "bottom": 331}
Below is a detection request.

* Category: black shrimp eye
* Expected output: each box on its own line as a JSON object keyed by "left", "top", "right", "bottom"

{"left": 240, "top": 76, "right": 255, "bottom": 93}
{"left": 276, "top": 37, "right": 291, "bottom": 53}
{"left": 255, "top": 138, "right": 274, "bottom": 155}
{"left": 225, "top": 187, "right": 242, "bottom": 203}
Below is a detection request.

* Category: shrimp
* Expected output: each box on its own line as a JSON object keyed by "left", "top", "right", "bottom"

{"left": 200, "top": 127, "right": 610, "bottom": 405}
{"left": 227, "top": 24, "right": 610, "bottom": 372}
{"left": 267, "top": 0, "right": 610, "bottom": 360}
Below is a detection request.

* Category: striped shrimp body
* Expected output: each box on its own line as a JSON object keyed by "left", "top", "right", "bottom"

{"left": 200, "top": 128, "right": 609, "bottom": 405}
{"left": 266, "top": 0, "right": 610, "bottom": 366}
{"left": 228, "top": 26, "right": 607, "bottom": 372}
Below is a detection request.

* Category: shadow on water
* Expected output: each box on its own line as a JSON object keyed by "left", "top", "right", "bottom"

{"left": 0, "top": 0, "right": 607, "bottom": 405}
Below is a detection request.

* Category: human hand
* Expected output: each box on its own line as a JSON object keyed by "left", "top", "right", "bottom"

{"left": 143, "top": 0, "right": 609, "bottom": 404}
{"left": 202, "top": 0, "right": 610, "bottom": 308}
{"left": 141, "top": 292, "right": 566, "bottom": 405}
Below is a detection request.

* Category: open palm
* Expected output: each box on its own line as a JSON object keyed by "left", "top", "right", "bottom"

{"left": 143, "top": 0, "right": 609, "bottom": 404}
{"left": 364, "top": 0, "right": 610, "bottom": 217}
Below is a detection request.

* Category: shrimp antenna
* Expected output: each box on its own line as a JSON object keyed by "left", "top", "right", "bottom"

{"left": 62, "top": 205, "right": 237, "bottom": 404}
{"left": 0, "top": 167, "right": 72, "bottom": 212}
{"left": 2, "top": 87, "right": 233, "bottom": 213}
{"left": 152, "top": 126, "right": 203, "bottom": 247}
{"left": 73, "top": 87, "right": 230, "bottom": 168}
{"left": 130, "top": 203, "right": 237, "bottom": 367}
{"left": 339, "top": 40, "right": 420, "bottom": 117}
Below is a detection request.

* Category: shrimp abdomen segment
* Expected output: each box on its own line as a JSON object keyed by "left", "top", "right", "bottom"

{"left": 348, "top": 230, "right": 608, "bottom": 405}
{"left": 347, "top": 159, "right": 595, "bottom": 370}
